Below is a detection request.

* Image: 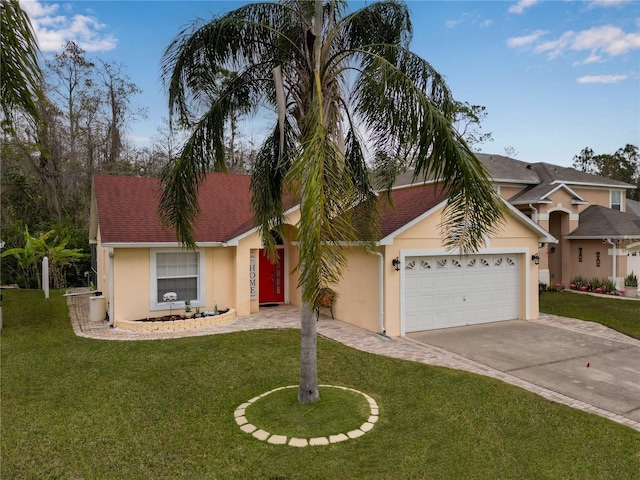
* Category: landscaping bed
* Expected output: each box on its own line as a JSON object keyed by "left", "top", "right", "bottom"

{"left": 117, "top": 308, "right": 235, "bottom": 331}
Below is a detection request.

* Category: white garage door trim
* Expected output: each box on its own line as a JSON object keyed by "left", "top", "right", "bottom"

{"left": 628, "top": 244, "right": 640, "bottom": 277}
{"left": 400, "top": 249, "right": 531, "bottom": 335}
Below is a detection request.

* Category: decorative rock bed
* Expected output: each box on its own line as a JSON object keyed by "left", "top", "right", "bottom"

{"left": 116, "top": 308, "right": 236, "bottom": 332}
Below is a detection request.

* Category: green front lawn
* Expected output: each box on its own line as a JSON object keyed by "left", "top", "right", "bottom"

{"left": 540, "top": 291, "right": 640, "bottom": 340}
{"left": 2, "top": 289, "right": 639, "bottom": 479}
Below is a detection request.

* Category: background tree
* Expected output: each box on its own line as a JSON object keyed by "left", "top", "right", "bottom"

{"left": 97, "top": 60, "right": 145, "bottom": 172}
{"left": 572, "top": 144, "right": 639, "bottom": 200}
{"left": 45, "top": 41, "right": 95, "bottom": 162}
{"left": 1, "top": 39, "right": 147, "bottom": 287}
{"left": 1, "top": 226, "right": 86, "bottom": 289}
{"left": 453, "top": 101, "right": 493, "bottom": 152}
{"left": 160, "top": 0, "right": 504, "bottom": 403}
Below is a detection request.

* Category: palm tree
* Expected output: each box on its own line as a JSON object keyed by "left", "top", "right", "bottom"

{"left": 160, "top": 0, "right": 504, "bottom": 403}
{"left": 0, "top": 0, "right": 43, "bottom": 131}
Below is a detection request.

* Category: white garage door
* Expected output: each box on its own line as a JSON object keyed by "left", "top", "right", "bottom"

{"left": 404, "top": 254, "right": 520, "bottom": 332}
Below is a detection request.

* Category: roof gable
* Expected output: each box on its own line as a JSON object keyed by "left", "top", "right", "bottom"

{"left": 378, "top": 184, "right": 449, "bottom": 240}
{"left": 93, "top": 174, "right": 256, "bottom": 244}
{"left": 509, "top": 182, "right": 588, "bottom": 205}
{"left": 375, "top": 183, "right": 554, "bottom": 245}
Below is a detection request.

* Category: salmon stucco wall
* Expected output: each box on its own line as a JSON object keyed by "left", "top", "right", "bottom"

{"left": 567, "top": 240, "right": 628, "bottom": 284}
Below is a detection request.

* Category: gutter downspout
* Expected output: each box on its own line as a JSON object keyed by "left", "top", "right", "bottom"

{"left": 604, "top": 239, "right": 617, "bottom": 284}
{"left": 373, "top": 251, "right": 386, "bottom": 335}
{"left": 108, "top": 248, "right": 115, "bottom": 327}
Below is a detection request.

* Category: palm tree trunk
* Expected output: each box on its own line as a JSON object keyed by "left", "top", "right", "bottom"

{"left": 298, "top": 302, "right": 319, "bottom": 403}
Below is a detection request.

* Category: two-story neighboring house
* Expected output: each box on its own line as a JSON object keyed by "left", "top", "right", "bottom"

{"left": 397, "top": 154, "right": 640, "bottom": 288}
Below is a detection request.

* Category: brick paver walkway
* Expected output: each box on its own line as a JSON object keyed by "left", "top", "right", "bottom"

{"left": 66, "top": 289, "right": 640, "bottom": 432}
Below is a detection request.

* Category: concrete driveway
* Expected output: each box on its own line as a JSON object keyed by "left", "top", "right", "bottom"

{"left": 409, "top": 320, "right": 640, "bottom": 423}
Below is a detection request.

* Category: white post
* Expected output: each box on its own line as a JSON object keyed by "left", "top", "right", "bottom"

{"left": 43, "top": 256, "right": 50, "bottom": 299}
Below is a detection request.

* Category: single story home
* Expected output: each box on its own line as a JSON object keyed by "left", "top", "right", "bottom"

{"left": 90, "top": 172, "right": 555, "bottom": 335}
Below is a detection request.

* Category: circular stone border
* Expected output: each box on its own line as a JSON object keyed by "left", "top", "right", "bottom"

{"left": 234, "top": 385, "right": 379, "bottom": 447}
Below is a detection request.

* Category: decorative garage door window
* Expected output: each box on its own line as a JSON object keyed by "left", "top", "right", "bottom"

{"left": 404, "top": 254, "right": 520, "bottom": 332}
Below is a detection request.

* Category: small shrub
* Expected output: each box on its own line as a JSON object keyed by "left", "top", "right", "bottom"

{"left": 590, "top": 278, "right": 604, "bottom": 290}
{"left": 624, "top": 272, "right": 638, "bottom": 288}
{"left": 570, "top": 276, "right": 587, "bottom": 290}
{"left": 602, "top": 279, "right": 616, "bottom": 294}
{"left": 546, "top": 283, "right": 564, "bottom": 292}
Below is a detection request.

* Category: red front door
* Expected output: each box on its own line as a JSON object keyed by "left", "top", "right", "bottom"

{"left": 259, "top": 249, "right": 284, "bottom": 303}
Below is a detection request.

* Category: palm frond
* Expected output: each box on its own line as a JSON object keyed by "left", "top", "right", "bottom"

{"left": 350, "top": 42, "right": 504, "bottom": 252}
{"left": 251, "top": 116, "right": 298, "bottom": 257}
{"left": 0, "top": 0, "right": 43, "bottom": 131}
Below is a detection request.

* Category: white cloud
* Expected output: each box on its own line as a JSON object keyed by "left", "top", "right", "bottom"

{"left": 588, "top": 0, "right": 632, "bottom": 9}
{"left": 19, "top": 0, "right": 117, "bottom": 52}
{"left": 509, "top": 24, "right": 640, "bottom": 62}
{"left": 507, "top": 30, "right": 548, "bottom": 48}
{"left": 445, "top": 14, "right": 492, "bottom": 30}
{"left": 572, "top": 25, "right": 640, "bottom": 56}
{"left": 577, "top": 74, "right": 628, "bottom": 83}
{"left": 534, "top": 31, "right": 575, "bottom": 59}
{"left": 508, "top": 0, "right": 539, "bottom": 14}
{"left": 578, "top": 53, "right": 603, "bottom": 65}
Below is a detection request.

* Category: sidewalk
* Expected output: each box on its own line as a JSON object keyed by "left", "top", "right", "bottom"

{"left": 67, "top": 290, "right": 640, "bottom": 432}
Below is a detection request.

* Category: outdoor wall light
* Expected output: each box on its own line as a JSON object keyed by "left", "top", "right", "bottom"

{"left": 550, "top": 246, "right": 556, "bottom": 253}
{"left": 392, "top": 257, "right": 401, "bottom": 271}
{"left": 531, "top": 254, "right": 540, "bottom": 265}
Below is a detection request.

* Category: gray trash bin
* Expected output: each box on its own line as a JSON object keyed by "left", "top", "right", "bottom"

{"left": 90, "top": 295, "right": 106, "bottom": 322}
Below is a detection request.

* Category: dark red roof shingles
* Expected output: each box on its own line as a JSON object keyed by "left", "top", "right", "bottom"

{"left": 93, "top": 174, "right": 448, "bottom": 244}
{"left": 378, "top": 184, "right": 448, "bottom": 239}
{"left": 94, "top": 173, "right": 257, "bottom": 244}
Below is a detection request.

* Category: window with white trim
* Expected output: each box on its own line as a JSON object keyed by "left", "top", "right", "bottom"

{"left": 151, "top": 250, "right": 204, "bottom": 309}
{"left": 610, "top": 190, "right": 622, "bottom": 211}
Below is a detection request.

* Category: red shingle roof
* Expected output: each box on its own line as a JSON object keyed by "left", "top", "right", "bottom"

{"left": 93, "top": 174, "right": 449, "bottom": 244}
{"left": 93, "top": 173, "right": 257, "bottom": 244}
{"left": 378, "top": 184, "right": 448, "bottom": 239}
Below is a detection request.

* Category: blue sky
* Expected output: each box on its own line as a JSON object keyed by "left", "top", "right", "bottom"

{"left": 21, "top": 0, "right": 640, "bottom": 167}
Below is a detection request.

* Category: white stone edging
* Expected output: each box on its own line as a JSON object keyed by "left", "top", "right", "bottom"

{"left": 234, "top": 385, "right": 379, "bottom": 447}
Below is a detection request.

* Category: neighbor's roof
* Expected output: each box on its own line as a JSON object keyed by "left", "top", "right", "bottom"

{"left": 392, "top": 154, "right": 634, "bottom": 197}
{"left": 627, "top": 198, "right": 640, "bottom": 217}
{"left": 567, "top": 205, "right": 640, "bottom": 240}
{"left": 93, "top": 173, "right": 260, "bottom": 244}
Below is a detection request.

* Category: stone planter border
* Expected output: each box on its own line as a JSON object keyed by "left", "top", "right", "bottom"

{"left": 116, "top": 308, "right": 236, "bottom": 332}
